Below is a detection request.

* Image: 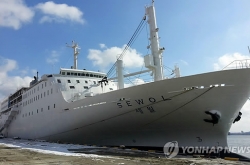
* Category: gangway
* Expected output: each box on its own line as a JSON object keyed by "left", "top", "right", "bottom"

{"left": 0, "top": 106, "right": 19, "bottom": 132}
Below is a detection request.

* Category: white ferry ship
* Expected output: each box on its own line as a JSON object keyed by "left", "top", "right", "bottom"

{"left": 1, "top": 2, "right": 250, "bottom": 150}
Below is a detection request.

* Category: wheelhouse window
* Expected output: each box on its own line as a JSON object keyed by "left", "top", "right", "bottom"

{"left": 76, "top": 80, "right": 80, "bottom": 83}
{"left": 70, "top": 86, "right": 75, "bottom": 89}
{"left": 84, "top": 86, "right": 88, "bottom": 89}
{"left": 68, "top": 80, "right": 71, "bottom": 83}
{"left": 57, "top": 79, "right": 61, "bottom": 83}
{"left": 85, "top": 81, "right": 88, "bottom": 84}
{"left": 62, "top": 72, "right": 65, "bottom": 75}
{"left": 67, "top": 72, "right": 70, "bottom": 75}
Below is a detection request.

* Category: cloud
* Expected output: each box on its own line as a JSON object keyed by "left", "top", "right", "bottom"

{"left": 132, "top": 78, "right": 145, "bottom": 85}
{"left": 123, "top": 78, "right": 146, "bottom": 88}
{"left": 0, "top": 57, "right": 32, "bottom": 102}
{"left": 35, "top": 1, "right": 84, "bottom": 24}
{"left": 213, "top": 53, "right": 250, "bottom": 71}
{"left": 87, "top": 44, "right": 144, "bottom": 71}
{"left": 46, "top": 50, "right": 60, "bottom": 64}
{"left": 99, "top": 44, "right": 106, "bottom": 49}
{"left": 0, "top": 0, "right": 34, "bottom": 30}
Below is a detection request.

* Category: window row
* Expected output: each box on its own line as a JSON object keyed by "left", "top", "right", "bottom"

{"left": 57, "top": 79, "right": 96, "bottom": 84}
{"left": 69, "top": 86, "right": 89, "bottom": 89}
{"left": 22, "top": 104, "right": 56, "bottom": 118}
{"left": 61, "top": 71, "right": 104, "bottom": 78}
{"left": 23, "top": 88, "right": 53, "bottom": 107}
{"left": 23, "top": 81, "right": 48, "bottom": 98}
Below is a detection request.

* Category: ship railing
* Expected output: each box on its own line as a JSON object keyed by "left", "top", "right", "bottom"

{"left": 222, "top": 59, "right": 250, "bottom": 70}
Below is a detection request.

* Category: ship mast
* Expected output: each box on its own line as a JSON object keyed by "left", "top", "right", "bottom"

{"left": 146, "top": 1, "right": 164, "bottom": 81}
{"left": 67, "top": 41, "right": 80, "bottom": 69}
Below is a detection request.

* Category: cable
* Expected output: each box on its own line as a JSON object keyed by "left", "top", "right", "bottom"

{"left": 106, "top": 15, "right": 146, "bottom": 78}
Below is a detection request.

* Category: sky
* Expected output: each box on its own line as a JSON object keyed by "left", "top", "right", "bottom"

{"left": 1, "top": 0, "right": 250, "bottom": 132}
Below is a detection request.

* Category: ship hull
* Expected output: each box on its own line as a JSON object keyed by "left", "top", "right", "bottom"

{"left": 3, "top": 68, "right": 250, "bottom": 149}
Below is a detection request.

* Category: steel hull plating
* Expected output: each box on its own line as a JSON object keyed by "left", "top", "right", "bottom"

{"left": 5, "top": 69, "right": 250, "bottom": 148}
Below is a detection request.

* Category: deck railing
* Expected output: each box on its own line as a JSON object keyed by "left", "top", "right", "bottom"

{"left": 222, "top": 59, "right": 250, "bottom": 70}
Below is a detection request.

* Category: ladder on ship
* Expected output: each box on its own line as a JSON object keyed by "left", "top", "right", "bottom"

{"left": 0, "top": 106, "right": 19, "bottom": 132}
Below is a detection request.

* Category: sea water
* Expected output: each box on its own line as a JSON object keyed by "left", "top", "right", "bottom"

{"left": 227, "top": 135, "right": 250, "bottom": 158}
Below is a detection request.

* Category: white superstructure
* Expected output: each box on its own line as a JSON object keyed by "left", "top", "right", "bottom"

{"left": 1, "top": 2, "right": 250, "bottom": 151}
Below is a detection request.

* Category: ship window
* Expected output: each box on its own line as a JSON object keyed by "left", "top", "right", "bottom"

{"left": 41, "top": 108, "right": 43, "bottom": 112}
{"left": 29, "top": 112, "right": 30, "bottom": 116}
{"left": 67, "top": 72, "right": 70, "bottom": 75}
{"left": 85, "top": 81, "right": 88, "bottom": 84}
{"left": 62, "top": 72, "right": 65, "bottom": 75}
{"left": 71, "top": 72, "right": 74, "bottom": 75}
{"left": 74, "top": 73, "right": 77, "bottom": 76}
{"left": 84, "top": 86, "right": 88, "bottom": 89}
{"left": 90, "top": 74, "right": 93, "bottom": 77}
{"left": 57, "top": 79, "right": 61, "bottom": 83}
{"left": 51, "top": 88, "right": 53, "bottom": 94}
{"left": 86, "top": 73, "right": 89, "bottom": 77}
{"left": 38, "top": 86, "right": 39, "bottom": 91}
{"left": 25, "top": 113, "right": 27, "bottom": 117}
{"left": 37, "top": 109, "right": 38, "bottom": 113}
{"left": 47, "top": 90, "right": 49, "bottom": 95}
{"left": 110, "top": 88, "right": 113, "bottom": 90}
{"left": 38, "top": 95, "right": 39, "bottom": 100}
{"left": 32, "top": 111, "right": 33, "bottom": 115}
{"left": 44, "top": 92, "right": 45, "bottom": 97}
{"left": 76, "top": 80, "right": 80, "bottom": 83}
{"left": 98, "top": 75, "right": 101, "bottom": 78}
{"left": 68, "top": 80, "right": 71, "bottom": 83}
{"left": 93, "top": 81, "right": 96, "bottom": 84}
{"left": 41, "top": 93, "right": 42, "bottom": 98}
{"left": 78, "top": 73, "right": 80, "bottom": 76}
{"left": 54, "top": 104, "right": 55, "bottom": 108}
{"left": 36, "top": 96, "right": 37, "bottom": 100}
{"left": 70, "top": 86, "right": 75, "bottom": 89}
{"left": 42, "top": 84, "right": 43, "bottom": 88}
{"left": 45, "top": 82, "right": 46, "bottom": 87}
{"left": 48, "top": 106, "right": 50, "bottom": 110}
